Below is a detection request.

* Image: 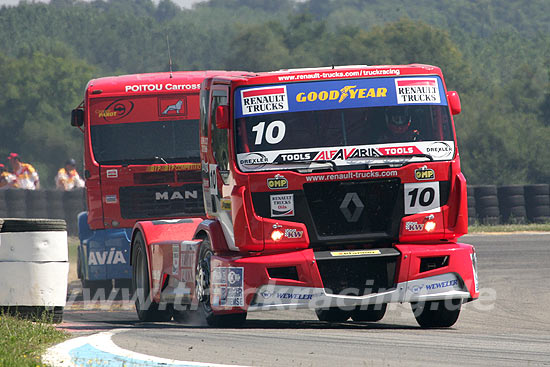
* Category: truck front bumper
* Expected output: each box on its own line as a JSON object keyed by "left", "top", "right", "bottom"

{"left": 209, "top": 242, "right": 479, "bottom": 312}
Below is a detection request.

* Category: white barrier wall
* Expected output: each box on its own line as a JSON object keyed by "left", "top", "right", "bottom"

{"left": 0, "top": 229, "right": 68, "bottom": 307}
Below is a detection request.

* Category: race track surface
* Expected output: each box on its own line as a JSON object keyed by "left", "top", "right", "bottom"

{"left": 61, "top": 233, "right": 550, "bottom": 366}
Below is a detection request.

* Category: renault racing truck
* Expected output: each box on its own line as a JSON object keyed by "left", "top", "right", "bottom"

{"left": 130, "top": 65, "right": 479, "bottom": 327}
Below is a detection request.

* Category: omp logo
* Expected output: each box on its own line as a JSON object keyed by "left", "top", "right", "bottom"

{"left": 296, "top": 86, "right": 387, "bottom": 103}
{"left": 88, "top": 248, "right": 126, "bottom": 266}
{"left": 267, "top": 175, "right": 288, "bottom": 189}
{"left": 339, "top": 192, "right": 364, "bottom": 222}
{"left": 415, "top": 165, "right": 435, "bottom": 180}
{"left": 155, "top": 190, "right": 198, "bottom": 200}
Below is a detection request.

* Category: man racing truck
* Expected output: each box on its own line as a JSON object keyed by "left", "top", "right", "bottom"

{"left": 71, "top": 71, "right": 232, "bottom": 294}
{"left": 130, "top": 65, "right": 479, "bottom": 327}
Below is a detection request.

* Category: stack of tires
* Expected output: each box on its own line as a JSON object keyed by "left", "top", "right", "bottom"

{"left": 497, "top": 185, "right": 527, "bottom": 224}
{"left": 467, "top": 186, "right": 476, "bottom": 225}
{"left": 63, "top": 188, "right": 86, "bottom": 235}
{"left": 474, "top": 185, "right": 500, "bottom": 225}
{"left": 25, "top": 190, "right": 49, "bottom": 219}
{"left": 4, "top": 189, "right": 26, "bottom": 218}
{"left": 0, "top": 218, "right": 68, "bottom": 323}
{"left": 524, "top": 184, "right": 550, "bottom": 223}
{"left": 46, "top": 190, "right": 65, "bottom": 220}
{"left": 0, "top": 191, "right": 8, "bottom": 217}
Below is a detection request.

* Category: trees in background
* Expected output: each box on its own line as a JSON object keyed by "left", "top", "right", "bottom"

{"left": 0, "top": 0, "right": 548, "bottom": 186}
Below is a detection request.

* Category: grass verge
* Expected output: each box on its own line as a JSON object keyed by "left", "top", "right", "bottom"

{"left": 468, "top": 222, "right": 550, "bottom": 233}
{"left": 0, "top": 311, "right": 68, "bottom": 367}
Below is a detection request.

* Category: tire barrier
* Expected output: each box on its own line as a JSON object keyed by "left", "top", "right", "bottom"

{"left": 524, "top": 184, "right": 550, "bottom": 223}
{"left": 25, "top": 189, "right": 49, "bottom": 219}
{"left": 4, "top": 189, "right": 26, "bottom": 218}
{"left": 46, "top": 189, "right": 65, "bottom": 219}
{"left": 467, "top": 186, "right": 476, "bottom": 226}
{"left": 498, "top": 185, "right": 527, "bottom": 224}
{"left": 0, "top": 218, "right": 68, "bottom": 323}
{"left": 63, "top": 188, "right": 86, "bottom": 235}
{"left": 0, "top": 191, "right": 8, "bottom": 217}
{"left": 474, "top": 185, "right": 500, "bottom": 225}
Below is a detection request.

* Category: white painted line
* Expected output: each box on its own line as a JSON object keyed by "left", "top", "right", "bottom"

{"left": 43, "top": 329, "right": 248, "bottom": 367}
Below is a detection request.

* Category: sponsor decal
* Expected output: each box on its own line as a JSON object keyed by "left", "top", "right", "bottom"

{"left": 267, "top": 174, "right": 288, "bottom": 189}
{"left": 106, "top": 169, "right": 118, "bottom": 178}
{"left": 220, "top": 198, "right": 231, "bottom": 211}
{"left": 425, "top": 279, "right": 458, "bottom": 290}
{"left": 155, "top": 190, "right": 198, "bottom": 200}
{"left": 405, "top": 221, "right": 424, "bottom": 231}
{"left": 160, "top": 98, "right": 186, "bottom": 116}
{"left": 395, "top": 78, "right": 440, "bottom": 104}
{"left": 415, "top": 165, "right": 435, "bottom": 180}
{"left": 151, "top": 219, "right": 194, "bottom": 225}
{"left": 97, "top": 99, "right": 134, "bottom": 121}
{"left": 274, "top": 152, "right": 316, "bottom": 163}
{"left": 124, "top": 83, "right": 201, "bottom": 93}
{"left": 404, "top": 182, "right": 440, "bottom": 215}
{"left": 275, "top": 293, "right": 313, "bottom": 300}
{"left": 305, "top": 170, "right": 398, "bottom": 182}
{"left": 284, "top": 228, "right": 303, "bottom": 239}
{"left": 105, "top": 195, "right": 117, "bottom": 204}
{"left": 211, "top": 267, "right": 244, "bottom": 307}
{"left": 315, "top": 147, "right": 382, "bottom": 161}
{"left": 408, "top": 284, "right": 424, "bottom": 294}
{"left": 330, "top": 250, "right": 381, "bottom": 257}
{"left": 340, "top": 192, "right": 364, "bottom": 222}
{"left": 296, "top": 85, "right": 387, "bottom": 104}
{"left": 146, "top": 163, "right": 201, "bottom": 172}
{"left": 426, "top": 141, "right": 453, "bottom": 159}
{"left": 88, "top": 248, "right": 126, "bottom": 265}
{"left": 270, "top": 194, "right": 294, "bottom": 217}
{"left": 379, "top": 146, "right": 422, "bottom": 156}
{"left": 241, "top": 86, "right": 289, "bottom": 116}
{"left": 239, "top": 152, "right": 269, "bottom": 169}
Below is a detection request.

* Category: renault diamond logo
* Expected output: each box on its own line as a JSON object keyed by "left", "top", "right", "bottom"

{"left": 339, "top": 192, "right": 364, "bottom": 222}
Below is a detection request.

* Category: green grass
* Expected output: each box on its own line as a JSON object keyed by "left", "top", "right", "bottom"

{"left": 0, "top": 312, "right": 68, "bottom": 367}
{"left": 68, "top": 236, "right": 79, "bottom": 264}
{"left": 468, "top": 222, "right": 550, "bottom": 233}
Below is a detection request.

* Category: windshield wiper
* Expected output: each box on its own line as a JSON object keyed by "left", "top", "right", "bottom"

{"left": 271, "top": 159, "right": 336, "bottom": 173}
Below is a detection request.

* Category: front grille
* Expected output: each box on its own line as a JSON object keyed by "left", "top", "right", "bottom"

{"left": 119, "top": 184, "right": 204, "bottom": 219}
{"left": 303, "top": 179, "right": 401, "bottom": 238}
{"left": 316, "top": 254, "right": 398, "bottom": 295}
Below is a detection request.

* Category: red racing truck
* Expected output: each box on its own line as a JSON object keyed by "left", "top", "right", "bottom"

{"left": 71, "top": 71, "right": 230, "bottom": 294}
{"left": 131, "top": 64, "right": 479, "bottom": 327}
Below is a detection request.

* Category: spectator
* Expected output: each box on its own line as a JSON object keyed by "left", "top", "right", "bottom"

{"left": 0, "top": 163, "right": 16, "bottom": 190}
{"left": 7, "top": 153, "right": 40, "bottom": 190}
{"left": 56, "top": 158, "right": 85, "bottom": 191}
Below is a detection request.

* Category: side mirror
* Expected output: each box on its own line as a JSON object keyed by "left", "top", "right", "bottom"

{"left": 71, "top": 109, "right": 84, "bottom": 127}
{"left": 447, "top": 91, "right": 461, "bottom": 115}
{"left": 215, "top": 105, "right": 229, "bottom": 129}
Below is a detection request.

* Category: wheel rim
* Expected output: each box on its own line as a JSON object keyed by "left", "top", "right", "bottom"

{"left": 195, "top": 249, "right": 212, "bottom": 309}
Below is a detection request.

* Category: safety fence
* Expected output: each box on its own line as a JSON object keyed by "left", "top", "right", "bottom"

{"left": 1, "top": 184, "right": 550, "bottom": 234}
{"left": 0, "top": 188, "right": 85, "bottom": 235}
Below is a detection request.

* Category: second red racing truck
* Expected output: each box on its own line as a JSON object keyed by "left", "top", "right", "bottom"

{"left": 131, "top": 64, "right": 479, "bottom": 327}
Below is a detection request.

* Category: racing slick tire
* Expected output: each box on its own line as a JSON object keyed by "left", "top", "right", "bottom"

{"left": 195, "top": 238, "right": 247, "bottom": 327}
{"left": 351, "top": 303, "right": 387, "bottom": 322}
{"left": 132, "top": 232, "right": 172, "bottom": 322}
{"left": 411, "top": 299, "right": 461, "bottom": 328}
{"left": 315, "top": 307, "right": 351, "bottom": 322}
{"left": 81, "top": 279, "right": 113, "bottom": 298}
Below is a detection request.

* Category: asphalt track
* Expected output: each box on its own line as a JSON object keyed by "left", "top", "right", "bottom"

{"left": 58, "top": 233, "right": 550, "bottom": 366}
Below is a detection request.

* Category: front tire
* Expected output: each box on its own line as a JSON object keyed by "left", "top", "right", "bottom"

{"left": 351, "top": 303, "right": 387, "bottom": 322}
{"left": 411, "top": 299, "right": 461, "bottom": 328}
{"left": 315, "top": 307, "right": 351, "bottom": 322}
{"left": 132, "top": 232, "right": 172, "bottom": 322}
{"left": 195, "top": 238, "right": 246, "bottom": 327}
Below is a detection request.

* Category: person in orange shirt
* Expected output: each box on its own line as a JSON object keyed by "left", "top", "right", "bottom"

{"left": 7, "top": 153, "right": 40, "bottom": 190}
{"left": 55, "top": 158, "right": 85, "bottom": 191}
{"left": 0, "top": 163, "right": 16, "bottom": 190}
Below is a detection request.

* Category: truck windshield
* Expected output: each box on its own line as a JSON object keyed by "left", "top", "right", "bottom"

{"left": 91, "top": 119, "right": 200, "bottom": 165}
{"left": 234, "top": 77, "right": 455, "bottom": 172}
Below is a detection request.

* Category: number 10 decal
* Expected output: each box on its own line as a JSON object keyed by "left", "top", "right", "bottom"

{"left": 252, "top": 120, "right": 286, "bottom": 145}
{"left": 404, "top": 182, "right": 440, "bottom": 214}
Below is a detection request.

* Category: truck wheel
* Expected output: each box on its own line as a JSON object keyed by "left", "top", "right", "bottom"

{"left": 81, "top": 279, "right": 113, "bottom": 297}
{"left": 132, "top": 232, "right": 172, "bottom": 322}
{"left": 315, "top": 307, "right": 351, "bottom": 322}
{"left": 351, "top": 304, "right": 387, "bottom": 322}
{"left": 411, "top": 299, "right": 461, "bottom": 328}
{"left": 195, "top": 238, "right": 247, "bottom": 327}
